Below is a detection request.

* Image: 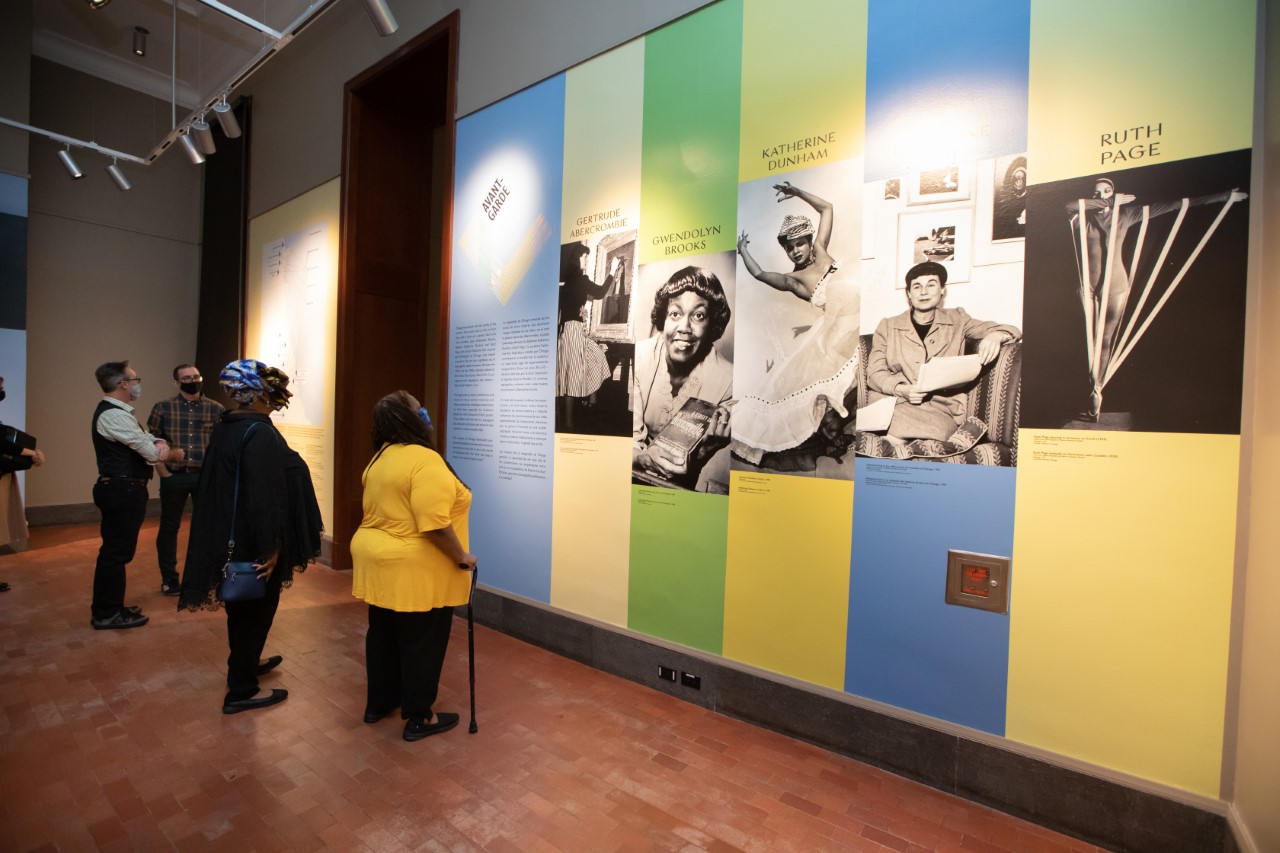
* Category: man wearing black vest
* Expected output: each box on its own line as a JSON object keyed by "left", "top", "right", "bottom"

{"left": 90, "top": 361, "right": 183, "bottom": 630}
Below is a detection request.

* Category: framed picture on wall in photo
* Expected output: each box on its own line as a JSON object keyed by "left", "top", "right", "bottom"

{"left": 906, "top": 165, "right": 973, "bottom": 205}
{"left": 991, "top": 154, "right": 1027, "bottom": 242}
{"left": 587, "top": 229, "right": 638, "bottom": 342}
{"left": 897, "top": 208, "right": 973, "bottom": 285}
{"left": 974, "top": 155, "right": 1027, "bottom": 268}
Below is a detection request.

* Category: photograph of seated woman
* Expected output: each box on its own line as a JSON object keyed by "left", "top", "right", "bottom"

{"left": 556, "top": 241, "right": 623, "bottom": 434}
{"left": 632, "top": 266, "right": 733, "bottom": 492}
{"left": 733, "top": 182, "right": 860, "bottom": 473}
{"left": 866, "top": 261, "right": 1020, "bottom": 444}
{"left": 350, "top": 391, "right": 477, "bottom": 742}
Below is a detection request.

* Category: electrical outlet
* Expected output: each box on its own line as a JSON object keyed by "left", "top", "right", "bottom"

{"left": 680, "top": 671, "right": 701, "bottom": 690}
{"left": 658, "top": 665, "right": 677, "bottom": 682}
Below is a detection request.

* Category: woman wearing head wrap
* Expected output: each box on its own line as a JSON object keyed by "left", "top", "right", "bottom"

{"left": 178, "top": 360, "right": 323, "bottom": 714}
{"left": 350, "top": 391, "right": 476, "bottom": 741}
{"left": 733, "top": 182, "right": 861, "bottom": 470}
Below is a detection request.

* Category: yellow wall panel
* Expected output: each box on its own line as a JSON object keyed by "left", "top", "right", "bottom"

{"left": 1028, "top": 0, "right": 1255, "bottom": 185}
{"left": 723, "top": 471, "right": 852, "bottom": 688}
{"left": 1007, "top": 430, "right": 1239, "bottom": 796}
{"left": 550, "top": 434, "right": 633, "bottom": 625}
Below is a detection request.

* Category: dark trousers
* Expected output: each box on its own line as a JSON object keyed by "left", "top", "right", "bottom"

{"left": 156, "top": 472, "right": 199, "bottom": 583}
{"left": 91, "top": 480, "right": 148, "bottom": 620}
{"left": 365, "top": 604, "right": 454, "bottom": 720}
{"left": 224, "top": 578, "right": 282, "bottom": 701}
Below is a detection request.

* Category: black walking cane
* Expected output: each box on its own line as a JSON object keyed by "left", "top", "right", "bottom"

{"left": 461, "top": 562, "right": 478, "bottom": 733}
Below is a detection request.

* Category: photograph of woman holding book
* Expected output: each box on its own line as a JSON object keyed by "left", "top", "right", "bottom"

{"left": 632, "top": 266, "right": 733, "bottom": 493}
{"left": 866, "top": 261, "right": 1019, "bottom": 444}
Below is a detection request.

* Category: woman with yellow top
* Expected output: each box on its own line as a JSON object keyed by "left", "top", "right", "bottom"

{"left": 350, "top": 391, "right": 477, "bottom": 742}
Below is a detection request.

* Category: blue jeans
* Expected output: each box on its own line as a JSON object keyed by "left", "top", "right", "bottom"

{"left": 156, "top": 471, "right": 199, "bottom": 583}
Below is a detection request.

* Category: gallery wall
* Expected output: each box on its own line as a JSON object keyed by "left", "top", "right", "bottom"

{"left": 446, "top": 0, "right": 1259, "bottom": 803}
{"left": 19, "top": 58, "right": 204, "bottom": 510}
{"left": 1230, "top": 2, "right": 1280, "bottom": 847}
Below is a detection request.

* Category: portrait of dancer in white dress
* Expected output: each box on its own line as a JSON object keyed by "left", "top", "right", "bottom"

{"left": 733, "top": 182, "right": 860, "bottom": 471}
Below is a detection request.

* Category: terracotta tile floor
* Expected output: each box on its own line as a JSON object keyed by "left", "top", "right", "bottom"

{"left": 0, "top": 521, "right": 1105, "bottom": 852}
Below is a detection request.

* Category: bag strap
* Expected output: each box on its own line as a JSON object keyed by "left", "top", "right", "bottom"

{"left": 226, "top": 422, "right": 262, "bottom": 562}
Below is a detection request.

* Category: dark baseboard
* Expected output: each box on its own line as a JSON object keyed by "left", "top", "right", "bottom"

{"left": 468, "top": 587, "right": 1231, "bottom": 853}
{"left": 28, "top": 504, "right": 336, "bottom": 565}
{"left": 28, "top": 500, "right": 162, "bottom": 527}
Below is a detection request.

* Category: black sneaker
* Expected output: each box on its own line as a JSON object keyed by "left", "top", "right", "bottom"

{"left": 91, "top": 610, "right": 149, "bottom": 630}
{"left": 161, "top": 580, "right": 181, "bottom": 596}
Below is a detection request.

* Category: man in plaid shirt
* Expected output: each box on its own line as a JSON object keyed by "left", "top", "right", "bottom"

{"left": 147, "top": 364, "right": 224, "bottom": 595}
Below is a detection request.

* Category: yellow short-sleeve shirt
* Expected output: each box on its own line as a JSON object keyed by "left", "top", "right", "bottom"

{"left": 350, "top": 443, "right": 473, "bottom": 612}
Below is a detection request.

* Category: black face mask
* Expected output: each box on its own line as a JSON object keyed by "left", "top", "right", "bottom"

{"left": 0, "top": 389, "right": 6, "bottom": 402}
{"left": 179, "top": 381, "right": 201, "bottom": 395}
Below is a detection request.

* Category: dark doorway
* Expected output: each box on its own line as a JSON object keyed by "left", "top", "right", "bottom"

{"left": 334, "top": 14, "right": 458, "bottom": 569}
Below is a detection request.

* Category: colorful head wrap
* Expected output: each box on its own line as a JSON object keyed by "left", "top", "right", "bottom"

{"left": 219, "top": 359, "right": 293, "bottom": 410}
{"left": 777, "top": 214, "right": 815, "bottom": 244}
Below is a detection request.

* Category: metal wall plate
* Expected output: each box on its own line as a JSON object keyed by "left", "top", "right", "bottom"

{"left": 945, "top": 550, "right": 1011, "bottom": 614}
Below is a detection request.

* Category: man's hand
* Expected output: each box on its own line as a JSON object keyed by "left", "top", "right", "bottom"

{"left": 153, "top": 440, "right": 170, "bottom": 461}
{"left": 169, "top": 447, "right": 185, "bottom": 462}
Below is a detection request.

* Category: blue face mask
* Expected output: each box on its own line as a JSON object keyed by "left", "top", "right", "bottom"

{"left": 417, "top": 407, "right": 432, "bottom": 431}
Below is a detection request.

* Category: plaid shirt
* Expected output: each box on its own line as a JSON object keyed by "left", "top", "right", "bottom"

{"left": 147, "top": 394, "right": 225, "bottom": 472}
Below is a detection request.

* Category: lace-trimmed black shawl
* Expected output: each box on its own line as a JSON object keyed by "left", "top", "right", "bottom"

{"left": 178, "top": 411, "right": 323, "bottom": 612}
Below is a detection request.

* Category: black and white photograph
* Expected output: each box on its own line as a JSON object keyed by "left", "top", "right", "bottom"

{"left": 731, "top": 160, "right": 862, "bottom": 480}
{"left": 908, "top": 165, "right": 972, "bottom": 204}
{"left": 555, "top": 235, "right": 636, "bottom": 437}
{"left": 632, "top": 251, "right": 736, "bottom": 493}
{"left": 1020, "top": 149, "right": 1250, "bottom": 434}
{"left": 992, "top": 154, "right": 1027, "bottom": 241}
{"left": 856, "top": 160, "right": 1024, "bottom": 466}
{"left": 898, "top": 208, "right": 973, "bottom": 284}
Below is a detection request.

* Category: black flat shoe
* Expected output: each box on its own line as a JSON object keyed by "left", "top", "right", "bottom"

{"left": 363, "top": 706, "right": 398, "bottom": 724}
{"left": 256, "top": 655, "right": 283, "bottom": 676}
{"left": 403, "top": 712, "right": 459, "bottom": 742}
{"left": 222, "top": 688, "right": 288, "bottom": 715}
{"left": 90, "top": 610, "right": 149, "bottom": 630}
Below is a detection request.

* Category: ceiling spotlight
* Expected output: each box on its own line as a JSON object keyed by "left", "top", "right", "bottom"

{"left": 133, "top": 26, "right": 148, "bottom": 57}
{"left": 212, "top": 95, "right": 241, "bottom": 139}
{"left": 179, "top": 132, "right": 205, "bottom": 165}
{"left": 57, "top": 146, "right": 84, "bottom": 180}
{"left": 105, "top": 159, "right": 132, "bottom": 191}
{"left": 86, "top": 0, "right": 111, "bottom": 8}
{"left": 362, "top": 0, "right": 398, "bottom": 36}
{"left": 191, "top": 114, "right": 216, "bottom": 155}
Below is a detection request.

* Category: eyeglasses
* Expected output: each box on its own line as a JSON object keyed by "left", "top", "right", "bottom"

{"left": 126, "top": 376, "right": 142, "bottom": 383}
{"left": 177, "top": 375, "right": 202, "bottom": 382}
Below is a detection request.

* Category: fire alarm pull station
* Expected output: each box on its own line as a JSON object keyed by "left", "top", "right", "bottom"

{"left": 945, "top": 550, "right": 1010, "bottom": 614}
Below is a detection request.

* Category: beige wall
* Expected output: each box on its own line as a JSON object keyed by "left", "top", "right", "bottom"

{"left": 1230, "top": 3, "right": 1280, "bottom": 848}
{"left": 24, "top": 58, "right": 202, "bottom": 508}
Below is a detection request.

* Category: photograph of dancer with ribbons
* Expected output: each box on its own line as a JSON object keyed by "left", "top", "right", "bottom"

{"left": 1021, "top": 150, "right": 1251, "bottom": 433}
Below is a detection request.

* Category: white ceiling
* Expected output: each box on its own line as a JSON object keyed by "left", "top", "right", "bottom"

{"left": 32, "top": 0, "right": 324, "bottom": 111}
